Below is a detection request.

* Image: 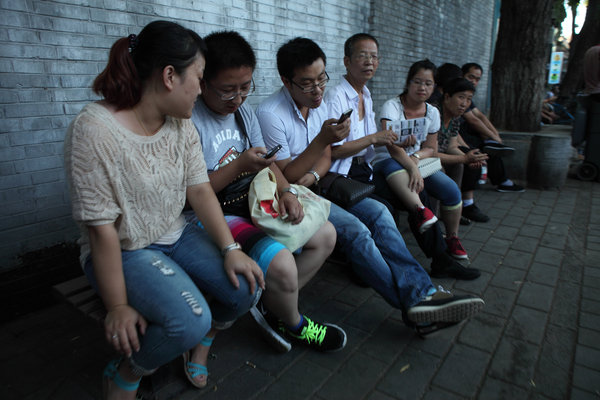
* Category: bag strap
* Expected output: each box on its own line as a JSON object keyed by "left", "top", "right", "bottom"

{"left": 234, "top": 109, "right": 252, "bottom": 148}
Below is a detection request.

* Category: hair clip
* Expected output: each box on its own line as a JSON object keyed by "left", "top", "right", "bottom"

{"left": 128, "top": 34, "right": 138, "bottom": 53}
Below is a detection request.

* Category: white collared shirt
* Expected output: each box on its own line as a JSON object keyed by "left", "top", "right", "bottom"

{"left": 324, "top": 76, "right": 377, "bottom": 175}
{"left": 256, "top": 87, "right": 328, "bottom": 161}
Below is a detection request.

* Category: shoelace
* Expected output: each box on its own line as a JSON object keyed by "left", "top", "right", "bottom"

{"left": 296, "top": 317, "right": 327, "bottom": 345}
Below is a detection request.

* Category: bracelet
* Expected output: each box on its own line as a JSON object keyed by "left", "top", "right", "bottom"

{"left": 221, "top": 242, "right": 242, "bottom": 256}
{"left": 308, "top": 170, "right": 320, "bottom": 183}
{"left": 411, "top": 152, "right": 421, "bottom": 160}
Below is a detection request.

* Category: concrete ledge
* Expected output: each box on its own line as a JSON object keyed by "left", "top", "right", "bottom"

{"left": 500, "top": 125, "right": 572, "bottom": 189}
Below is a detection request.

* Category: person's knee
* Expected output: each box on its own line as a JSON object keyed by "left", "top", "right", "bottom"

{"left": 163, "top": 304, "right": 212, "bottom": 351}
{"left": 267, "top": 251, "right": 299, "bottom": 293}
{"left": 309, "top": 221, "right": 337, "bottom": 252}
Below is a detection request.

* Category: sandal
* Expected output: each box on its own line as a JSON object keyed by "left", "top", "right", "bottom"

{"left": 102, "top": 358, "right": 143, "bottom": 399}
{"left": 183, "top": 336, "right": 214, "bottom": 389}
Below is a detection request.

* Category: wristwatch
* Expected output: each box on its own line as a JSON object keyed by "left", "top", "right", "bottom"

{"left": 281, "top": 186, "right": 298, "bottom": 198}
{"left": 309, "top": 170, "right": 320, "bottom": 183}
{"left": 411, "top": 153, "right": 421, "bottom": 160}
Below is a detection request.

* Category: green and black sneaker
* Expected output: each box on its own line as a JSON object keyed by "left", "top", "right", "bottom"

{"left": 279, "top": 315, "right": 347, "bottom": 352}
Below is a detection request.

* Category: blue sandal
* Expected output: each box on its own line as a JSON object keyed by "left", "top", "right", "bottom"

{"left": 183, "top": 336, "right": 214, "bottom": 389}
{"left": 103, "top": 358, "right": 142, "bottom": 399}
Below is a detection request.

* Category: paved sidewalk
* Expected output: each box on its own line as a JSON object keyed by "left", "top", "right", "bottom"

{"left": 2, "top": 177, "right": 600, "bottom": 400}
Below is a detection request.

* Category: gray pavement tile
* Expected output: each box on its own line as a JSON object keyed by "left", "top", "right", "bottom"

{"left": 258, "top": 359, "right": 330, "bottom": 400}
{"left": 549, "top": 212, "right": 573, "bottom": 224}
{"left": 540, "top": 232, "right": 567, "bottom": 250}
{"left": 453, "top": 271, "right": 492, "bottom": 296}
{"left": 344, "top": 295, "right": 394, "bottom": 334}
{"left": 576, "top": 344, "right": 600, "bottom": 372}
{"left": 497, "top": 215, "right": 524, "bottom": 228}
{"left": 550, "top": 281, "right": 581, "bottom": 328}
{"left": 581, "top": 298, "right": 600, "bottom": 316}
{"left": 570, "top": 387, "right": 600, "bottom": 400}
{"left": 470, "top": 251, "right": 503, "bottom": 273}
{"left": 526, "top": 263, "right": 560, "bottom": 287}
{"left": 482, "top": 237, "right": 512, "bottom": 256}
{"left": 579, "top": 312, "right": 600, "bottom": 331}
{"left": 489, "top": 266, "right": 527, "bottom": 291}
{"left": 367, "top": 390, "right": 396, "bottom": 400}
{"left": 584, "top": 267, "right": 600, "bottom": 281}
{"left": 506, "top": 204, "right": 529, "bottom": 217}
{"left": 377, "top": 347, "right": 440, "bottom": 400}
{"left": 458, "top": 311, "right": 505, "bottom": 352}
{"left": 519, "top": 224, "right": 545, "bottom": 239}
{"left": 525, "top": 213, "right": 551, "bottom": 227}
{"left": 530, "top": 205, "right": 553, "bottom": 216}
{"left": 432, "top": 344, "right": 490, "bottom": 398}
{"left": 587, "top": 241, "right": 600, "bottom": 252}
{"left": 491, "top": 225, "right": 520, "bottom": 240}
{"left": 572, "top": 364, "right": 600, "bottom": 396}
{"left": 334, "top": 281, "right": 375, "bottom": 307}
{"left": 483, "top": 285, "right": 518, "bottom": 318}
{"left": 477, "top": 376, "right": 530, "bottom": 400}
{"left": 359, "top": 318, "right": 412, "bottom": 364}
{"left": 407, "top": 322, "right": 461, "bottom": 358}
{"left": 533, "top": 247, "right": 564, "bottom": 267}
{"left": 196, "top": 363, "right": 274, "bottom": 400}
{"left": 561, "top": 254, "right": 586, "bottom": 283}
{"left": 421, "top": 386, "right": 465, "bottom": 400}
{"left": 545, "top": 222, "right": 570, "bottom": 236}
{"left": 488, "top": 336, "right": 539, "bottom": 389}
{"left": 510, "top": 235, "right": 540, "bottom": 253}
{"left": 505, "top": 305, "right": 548, "bottom": 345}
{"left": 516, "top": 282, "right": 555, "bottom": 312}
{"left": 587, "top": 235, "right": 600, "bottom": 244}
{"left": 302, "top": 325, "right": 366, "bottom": 372}
{"left": 578, "top": 327, "right": 600, "bottom": 350}
{"left": 317, "top": 352, "right": 388, "bottom": 400}
{"left": 463, "top": 226, "right": 494, "bottom": 243}
{"left": 532, "top": 324, "right": 576, "bottom": 400}
{"left": 503, "top": 249, "right": 534, "bottom": 270}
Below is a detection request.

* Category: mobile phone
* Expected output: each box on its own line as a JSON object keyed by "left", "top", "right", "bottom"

{"left": 337, "top": 108, "right": 353, "bottom": 124}
{"left": 263, "top": 144, "right": 282, "bottom": 158}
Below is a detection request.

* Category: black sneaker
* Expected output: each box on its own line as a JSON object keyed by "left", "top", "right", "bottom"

{"left": 407, "top": 286, "right": 484, "bottom": 324}
{"left": 462, "top": 204, "right": 490, "bottom": 222}
{"left": 482, "top": 141, "right": 515, "bottom": 157}
{"left": 496, "top": 184, "right": 525, "bottom": 193}
{"left": 249, "top": 304, "right": 292, "bottom": 353}
{"left": 430, "top": 258, "right": 481, "bottom": 280}
{"left": 279, "top": 315, "right": 347, "bottom": 352}
{"left": 459, "top": 216, "right": 471, "bottom": 226}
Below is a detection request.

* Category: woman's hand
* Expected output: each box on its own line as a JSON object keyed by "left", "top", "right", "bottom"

{"left": 463, "top": 149, "right": 488, "bottom": 165}
{"left": 223, "top": 249, "right": 265, "bottom": 295}
{"left": 104, "top": 304, "right": 147, "bottom": 357}
{"left": 407, "top": 165, "right": 424, "bottom": 193}
{"left": 371, "top": 129, "right": 398, "bottom": 146}
{"left": 397, "top": 135, "right": 417, "bottom": 148}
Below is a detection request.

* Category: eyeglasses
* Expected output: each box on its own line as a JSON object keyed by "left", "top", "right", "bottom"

{"left": 205, "top": 79, "right": 255, "bottom": 101}
{"left": 290, "top": 72, "right": 330, "bottom": 93}
{"left": 410, "top": 79, "right": 434, "bottom": 88}
{"left": 354, "top": 53, "right": 380, "bottom": 63}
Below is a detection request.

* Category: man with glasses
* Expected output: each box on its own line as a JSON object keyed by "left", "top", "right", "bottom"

{"left": 257, "top": 37, "right": 484, "bottom": 337}
{"left": 324, "top": 34, "right": 480, "bottom": 280}
{"left": 189, "top": 31, "right": 346, "bottom": 355}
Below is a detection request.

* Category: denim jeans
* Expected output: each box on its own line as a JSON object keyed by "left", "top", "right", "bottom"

{"left": 84, "top": 223, "right": 260, "bottom": 373}
{"left": 327, "top": 198, "right": 434, "bottom": 310}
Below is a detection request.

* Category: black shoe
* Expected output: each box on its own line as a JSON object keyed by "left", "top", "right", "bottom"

{"left": 250, "top": 304, "right": 292, "bottom": 353}
{"left": 482, "top": 141, "right": 515, "bottom": 157}
{"left": 459, "top": 216, "right": 471, "bottom": 225}
{"left": 406, "top": 286, "right": 484, "bottom": 325}
{"left": 462, "top": 204, "right": 490, "bottom": 222}
{"left": 496, "top": 184, "right": 525, "bottom": 193}
{"left": 430, "top": 258, "right": 481, "bottom": 280}
{"left": 279, "top": 315, "right": 347, "bottom": 352}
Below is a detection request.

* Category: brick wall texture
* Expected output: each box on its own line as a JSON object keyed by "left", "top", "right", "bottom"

{"left": 0, "top": 0, "right": 495, "bottom": 270}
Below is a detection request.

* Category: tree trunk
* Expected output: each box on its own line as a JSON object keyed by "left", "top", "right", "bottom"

{"left": 559, "top": 0, "right": 600, "bottom": 97}
{"left": 490, "top": 0, "right": 554, "bottom": 132}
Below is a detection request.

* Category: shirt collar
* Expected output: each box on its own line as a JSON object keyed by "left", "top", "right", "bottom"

{"left": 341, "top": 75, "right": 372, "bottom": 101}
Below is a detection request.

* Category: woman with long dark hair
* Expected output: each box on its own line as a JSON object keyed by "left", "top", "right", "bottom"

{"left": 64, "top": 21, "right": 264, "bottom": 399}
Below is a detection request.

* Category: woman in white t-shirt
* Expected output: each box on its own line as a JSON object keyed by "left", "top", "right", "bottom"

{"left": 373, "top": 59, "right": 468, "bottom": 260}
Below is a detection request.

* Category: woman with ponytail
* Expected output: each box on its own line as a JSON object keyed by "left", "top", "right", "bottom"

{"left": 65, "top": 21, "right": 265, "bottom": 399}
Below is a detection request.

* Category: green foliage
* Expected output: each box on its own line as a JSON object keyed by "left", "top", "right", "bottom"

{"left": 553, "top": 0, "right": 567, "bottom": 28}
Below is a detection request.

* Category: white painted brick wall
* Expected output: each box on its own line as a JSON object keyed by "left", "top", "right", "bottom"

{"left": 0, "top": 0, "right": 495, "bottom": 270}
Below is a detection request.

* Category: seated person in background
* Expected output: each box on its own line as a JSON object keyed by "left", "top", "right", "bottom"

{"left": 376, "top": 59, "right": 471, "bottom": 262}
{"left": 189, "top": 31, "right": 345, "bottom": 354}
{"left": 324, "top": 34, "right": 478, "bottom": 279}
{"left": 584, "top": 44, "right": 600, "bottom": 101}
{"left": 461, "top": 62, "right": 524, "bottom": 193}
{"left": 257, "top": 37, "right": 484, "bottom": 336}
{"left": 433, "top": 77, "right": 490, "bottom": 224}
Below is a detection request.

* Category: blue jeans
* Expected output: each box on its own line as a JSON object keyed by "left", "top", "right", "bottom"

{"left": 327, "top": 198, "right": 434, "bottom": 310}
{"left": 374, "top": 158, "right": 461, "bottom": 207}
{"left": 84, "top": 223, "right": 261, "bottom": 373}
